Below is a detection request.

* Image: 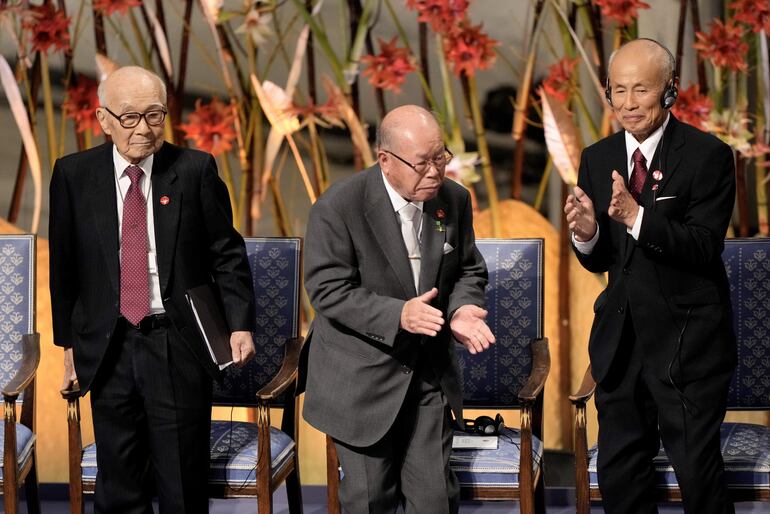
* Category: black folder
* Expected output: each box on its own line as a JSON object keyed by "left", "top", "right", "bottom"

{"left": 185, "top": 283, "right": 233, "bottom": 369}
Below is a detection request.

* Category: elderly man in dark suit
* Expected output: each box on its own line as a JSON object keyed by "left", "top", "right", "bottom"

{"left": 565, "top": 39, "right": 736, "bottom": 513}
{"left": 301, "top": 105, "right": 495, "bottom": 513}
{"left": 49, "top": 66, "right": 256, "bottom": 514}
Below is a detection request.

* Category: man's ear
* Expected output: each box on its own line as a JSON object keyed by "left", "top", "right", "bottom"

{"left": 95, "top": 108, "right": 112, "bottom": 136}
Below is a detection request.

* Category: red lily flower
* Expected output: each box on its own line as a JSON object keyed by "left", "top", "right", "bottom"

{"left": 178, "top": 98, "right": 237, "bottom": 157}
{"left": 671, "top": 85, "right": 713, "bottom": 131}
{"left": 93, "top": 0, "right": 143, "bottom": 16}
{"left": 729, "top": 0, "right": 770, "bottom": 34}
{"left": 62, "top": 74, "right": 102, "bottom": 136}
{"left": 443, "top": 23, "right": 498, "bottom": 77}
{"left": 592, "top": 0, "right": 651, "bottom": 27}
{"left": 361, "top": 37, "right": 416, "bottom": 93}
{"left": 405, "top": 0, "right": 469, "bottom": 34}
{"left": 23, "top": 4, "right": 70, "bottom": 54}
{"left": 542, "top": 57, "right": 580, "bottom": 102}
{"left": 693, "top": 19, "right": 749, "bottom": 73}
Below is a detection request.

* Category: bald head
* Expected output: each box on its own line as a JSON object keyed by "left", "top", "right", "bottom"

{"left": 98, "top": 66, "right": 167, "bottom": 107}
{"left": 608, "top": 38, "right": 674, "bottom": 86}
{"left": 377, "top": 105, "right": 442, "bottom": 154}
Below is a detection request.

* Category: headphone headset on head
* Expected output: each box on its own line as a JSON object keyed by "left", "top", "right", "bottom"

{"left": 605, "top": 76, "right": 678, "bottom": 110}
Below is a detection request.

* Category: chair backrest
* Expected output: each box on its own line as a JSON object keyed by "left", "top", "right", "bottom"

{"left": 723, "top": 238, "right": 770, "bottom": 410}
{"left": 457, "top": 238, "right": 544, "bottom": 408}
{"left": 212, "top": 237, "right": 302, "bottom": 406}
{"left": 0, "top": 234, "right": 35, "bottom": 400}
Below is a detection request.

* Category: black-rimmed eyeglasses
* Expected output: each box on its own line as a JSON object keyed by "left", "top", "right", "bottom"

{"left": 382, "top": 147, "right": 453, "bottom": 175}
{"left": 103, "top": 107, "right": 167, "bottom": 129}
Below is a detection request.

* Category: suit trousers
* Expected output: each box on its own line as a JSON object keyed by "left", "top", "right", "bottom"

{"left": 595, "top": 315, "right": 734, "bottom": 514}
{"left": 333, "top": 362, "right": 459, "bottom": 514}
{"left": 90, "top": 319, "right": 213, "bottom": 514}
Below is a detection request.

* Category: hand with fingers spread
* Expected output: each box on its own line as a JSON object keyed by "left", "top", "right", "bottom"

{"left": 230, "top": 330, "right": 256, "bottom": 367}
{"left": 400, "top": 287, "right": 445, "bottom": 337}
{"left": 565, "top": 185, "right": 597, "bottom": 242}
{"left": 608, "top": 170, "right": 639, "bottom": 228}
{"left": 450, "top": 304, "right": 496, "bottom": 354}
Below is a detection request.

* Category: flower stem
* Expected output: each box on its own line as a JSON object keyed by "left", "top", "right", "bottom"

{"left": 286, "top": 132, "right": 317, "bottom": 203}
{"left": 467, "top": 74, "right": 500, "bottom": 236}
{"left": 219, "top": 151, "right": 239, "bottom": 230}
{"left": 40, "top": 52, "right": 58, "bottom": 170}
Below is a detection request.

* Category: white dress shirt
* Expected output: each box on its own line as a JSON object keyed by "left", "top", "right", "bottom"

{"left": 113, "top": 146, "right": 164, "bottom": 314}
{"left": 574, "top": 114, "right": 670, "bottom": 255}
{"left": 382, "top": 172, "right": 424, "bottom": 241}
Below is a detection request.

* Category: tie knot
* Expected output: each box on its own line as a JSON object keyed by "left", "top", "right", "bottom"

{"left": 125, "top": 165, "right": 144, "bottom": 185}
{"left": 632, "top": 148, "right": 646, "bottom": 165}
{"left": 399, "top": 203, "right": 420, "bottom": 223}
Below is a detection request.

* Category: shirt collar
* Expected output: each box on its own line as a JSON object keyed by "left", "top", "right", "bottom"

{"left": 113, "top": 145, "right": 154, "bottom": 180}
{"left": 381, "top": 171, "right": 424, "bottom": 213}
{"left": 624, "top": 112, "right": 670, "bottom": 167}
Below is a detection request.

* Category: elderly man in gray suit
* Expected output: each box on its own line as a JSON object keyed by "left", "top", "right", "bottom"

{"left": 300, "top": 105, "right": 495, "bottom": 513}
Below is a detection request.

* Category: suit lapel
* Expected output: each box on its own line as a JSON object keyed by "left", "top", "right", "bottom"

{"left": 363, "top": 168, "right": 417, "bottom": 298}
{"left": 419, "top": 196, "right": 447, "bottom": 294}
{"left": 653, "top": 116, "right": 684, "bottom": 199}
{"left": 151, "top": 144, "right": 181, "bottom": 297}
{"left": 604, "top": 134, "right": 636, "bottom": 265}
{"left": 89, "top": 144, "right": 120, "bottom": 296}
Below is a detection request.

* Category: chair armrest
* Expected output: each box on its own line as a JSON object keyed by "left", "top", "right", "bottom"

{"left": 257, "top": 336, "right": 304, "bottom": 401}
{"left": 2, "top": 333, "right": 40, "bottom": 402}
{"left": 518, "top": 338, "right": 550, "bottom": 404}
{"left": 569, "top": 366, "right": 596, "bottom": 405}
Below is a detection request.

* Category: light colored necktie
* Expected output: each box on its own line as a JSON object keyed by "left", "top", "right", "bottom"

{"left": 398, "top": 203, "right": 421, "bottom": 292}
{"left": 120, "top": 165, "right": 150, "bottom": 325}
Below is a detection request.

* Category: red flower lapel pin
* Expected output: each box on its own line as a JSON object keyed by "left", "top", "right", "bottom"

{"left": 435, "top": 208, "right": 446, "bottom": 232}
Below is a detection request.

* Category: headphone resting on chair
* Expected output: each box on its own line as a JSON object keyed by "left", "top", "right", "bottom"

{"left": 605, "top": 76, "right": 678, "bottom": 110}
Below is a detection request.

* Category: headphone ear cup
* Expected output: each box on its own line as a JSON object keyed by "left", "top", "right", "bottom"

{"left": 661, "top": 82, "right": 678, "bottom": 109}
{"left": 605, "top": 80, "right": 613, "bottom": 106}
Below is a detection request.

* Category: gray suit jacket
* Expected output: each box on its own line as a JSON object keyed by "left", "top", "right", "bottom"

{"left": 300, "top": 165, "right": 488, "bottom": 447}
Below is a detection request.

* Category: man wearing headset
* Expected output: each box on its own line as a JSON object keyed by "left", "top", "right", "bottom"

{"left": 565, "top": 39, "right": 736, "bottom": 513}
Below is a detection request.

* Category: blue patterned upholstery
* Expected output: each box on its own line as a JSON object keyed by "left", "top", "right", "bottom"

{"left": 213, "top": 237, "right": 301, "bottom": 406}
{"left": 0, "top": 423, "right": 35, "bottom": 480}
{"left": 450, "top": 428, "right": 543, "bottom": 489}
{"left": 0, "top": 235, "right": 34, "bottom": 402}
{"left": 450, "top": 239, "right": 545, "bottom": 494}
{"left": 457, "top": 239, "right": 544, "bottom": 407}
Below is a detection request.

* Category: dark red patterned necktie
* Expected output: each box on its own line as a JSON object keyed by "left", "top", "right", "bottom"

{"left": 629, "top": 148, "right": 647, "bottom": 202}
{"left": 120, "top": 165, "right": 149, "bottom": 325}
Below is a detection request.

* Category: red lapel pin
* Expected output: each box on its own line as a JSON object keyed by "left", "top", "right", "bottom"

{"left": 160, "top": 195, "right": 170, "bottom": 206}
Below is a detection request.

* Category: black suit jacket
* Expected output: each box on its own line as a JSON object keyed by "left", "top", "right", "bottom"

{"left": 49, "top": 142, "right": 255, "bottom": 392}
{"left": 299, "top": 166, "right": 488, "bottom": 447}
{"left": 574, "top": 115, "right": 736, "bottom": 385}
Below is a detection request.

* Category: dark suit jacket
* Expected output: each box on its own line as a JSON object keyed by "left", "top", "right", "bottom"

{"left": 300, "top": 165, "right": 488, "bottom": 447}
{"left": 49, "top": 142, "right": 255, "bottom": 393}
{"left": 574, "top": 115, "right": 736, "bottom": 385}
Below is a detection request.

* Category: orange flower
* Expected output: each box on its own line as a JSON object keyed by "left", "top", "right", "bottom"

{"left": 592, "top": 0, "right": 651, "bottom": 27}
{"left": 361, "top": 37, "right": 416, "bottom": 93}
{"left": 178, "top": 98, "right": 237, "bottom": 157}
{"left": 671, "top": 85, "right": 713, "bottom": 131}
{"left": 541, "top": 57, "right": 580, "bottom": 102}
{"left": 62, "top": 74, "right": 102, "bottom": 136}
{"left": 443, "top": 23, "right": 498, "bottom": 77}
{"left": 729, "top": 0, "right": 770, "bottom": 34}
{"left": 23, "top": 4, "right": 70, "bottom": 54}
{"left": 693, "top": 19, "right": 749, "bottom": 73}
{"left": 405, "top": 0, "right": 469, "bottom": 34}
{"left": 93, "top": 0, "right": 142, "bottom": 16}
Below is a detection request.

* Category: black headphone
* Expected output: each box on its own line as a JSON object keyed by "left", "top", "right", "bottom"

{"left": 605, "top": 76, "right": 678, "bottom": 110}
{"left": 464, "top": 414, "right": 505, "bottom": 436}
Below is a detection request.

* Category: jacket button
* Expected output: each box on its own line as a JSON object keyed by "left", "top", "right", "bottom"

{"left": 623, "top": 268, "right": 630, "bottom": 275}
{"left": 401, "top": 365, "right": 412, "bottom": 374}
{"left": 617, "top": 306, "right": 625, "bottom": 314}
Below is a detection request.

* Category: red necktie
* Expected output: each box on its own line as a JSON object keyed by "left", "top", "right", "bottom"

{"left": 630, "top": 148, "right": 647, "bottom": 202}
{"left": 120, "top": 165, "right": 150, "bottom": 325}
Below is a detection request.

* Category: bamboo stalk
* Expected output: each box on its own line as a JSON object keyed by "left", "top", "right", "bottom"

{"left": 735, "top": 154, "right": 750, "bottom": 236}
{"left": 467, "top": 74, "right": 499, "bottom": 236}
{"left": 675, "top": 0, "right": 687, "bottom": 79}
{"left": 419, "top": 21, "right": 430, "bottom": 109}
{"left": 689, "top": 0, "right": 708, "bottom": 93}
{"left": 40, "top": 52, "right": 58, "bottom": 170}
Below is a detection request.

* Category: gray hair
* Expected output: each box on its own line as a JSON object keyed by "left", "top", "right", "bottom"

{"left": 607, "top": 38, "right": 676, "bottom": 84}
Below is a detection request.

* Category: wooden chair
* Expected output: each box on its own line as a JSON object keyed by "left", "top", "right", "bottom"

{"left": 63, "top": 236, "right": 304, "bottom": 514}
{"left": 326, "top": 238, "right": 550, "bottom": 514}
{"left": 572, "top": 237, "right": 770, "bottom": 512}
{"left": 0, "top": 234, "right": 41, "bottom": 514}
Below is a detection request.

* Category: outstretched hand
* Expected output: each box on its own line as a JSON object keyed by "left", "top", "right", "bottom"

{"left": 401, "top": 288, "right": 445, "bottom": 337}
{"left": 450, "top": 304, "right": 495, "bottom": 354}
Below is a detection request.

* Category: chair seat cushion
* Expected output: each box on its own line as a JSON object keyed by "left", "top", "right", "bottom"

{"left": 587, "top": 422, "right": 770, "bottom": 491}
{"left": 449, "top": 427, "right": 544, "bottom": 489}
{"left": 209, "top": 421, "right": 295, "bottom": 486}
{"left": 0, "top": 423, "right": 35, "bottom": 480}
{"left": 81, "top": 421, "right": 296, "bottom": 487}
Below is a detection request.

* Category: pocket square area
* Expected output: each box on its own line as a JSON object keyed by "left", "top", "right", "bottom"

{"left": 443, "top": 242, "right": 455, "bottom": 254}
{"left": 655, "top": 195, "right": 677, "bottom": 201}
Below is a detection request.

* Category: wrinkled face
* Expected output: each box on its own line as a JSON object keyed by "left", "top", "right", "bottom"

{"left": 379, "top": 124, "right": 446, "bottom": 202}
{"left": 96, "top": 75, "right": 166, "bottom": 163}
{"left": 608, "top": 49, "right": 669, "bottom": 142}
